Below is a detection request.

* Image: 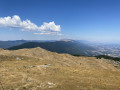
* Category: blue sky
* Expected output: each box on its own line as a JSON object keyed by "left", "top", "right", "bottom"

{"left": 0, "top": 0, "right": 120, "bottom": 41}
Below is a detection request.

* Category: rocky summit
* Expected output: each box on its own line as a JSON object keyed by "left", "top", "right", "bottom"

{"left": 0, "top": 47, "right": 120, "bottom": 90}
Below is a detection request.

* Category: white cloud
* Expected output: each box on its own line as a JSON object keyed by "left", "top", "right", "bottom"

{"left": 0, "top": 15, "right": 61, "bottom": 35}
{"left": 34, "top": 32, "right": 52, "bottom": 35}
{"left": 34, "top": 32, "right": 63, "bottom": 36}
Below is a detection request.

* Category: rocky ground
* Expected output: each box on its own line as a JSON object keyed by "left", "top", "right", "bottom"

{"left": 0, "top": 47, "right": 120, "bottom": 90}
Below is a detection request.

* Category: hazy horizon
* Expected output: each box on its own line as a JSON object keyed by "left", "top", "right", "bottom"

{"left": 0, "top": 38, "right": 120, "bottom": 44}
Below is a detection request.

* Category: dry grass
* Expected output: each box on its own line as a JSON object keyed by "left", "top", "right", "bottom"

{"left": 0, "top": 47, "right": 120, "bottom": 90}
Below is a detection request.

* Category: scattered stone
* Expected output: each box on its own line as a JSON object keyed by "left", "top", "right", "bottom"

{"left": 16, "top": 57, "right": 24, "bottom": 60}
{"left": 41, "top": 64, "right": 51, "bottom": 68}
{"left": 38, "top": 82, "right": 56, "bottom": 89}
{"left": 16, "top": 57, "right": 21, "bottom": 60}
{"left": 24, "top": 64, "right": 51, "bottom": 68}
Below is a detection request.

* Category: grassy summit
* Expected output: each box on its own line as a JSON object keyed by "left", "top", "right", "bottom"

{"left": 0, "top": 47, "right": 120, "bottom": 90}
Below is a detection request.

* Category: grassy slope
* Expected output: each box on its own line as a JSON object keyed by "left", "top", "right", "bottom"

{"left": 0, "top": 48, "right": 120, "bottom": 90}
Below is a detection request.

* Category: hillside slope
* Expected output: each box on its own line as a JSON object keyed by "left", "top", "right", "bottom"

{"left": 8, "top": 41, "right": 96, "bottom": 56}
{"left": 0, "top": 40, "right": 28, "bottom": 49}
{"left": 0, "top": 48, "right": 120, "bottom": 90}
{"left": 0, "top": 40, "right": 56, "bottom": 49}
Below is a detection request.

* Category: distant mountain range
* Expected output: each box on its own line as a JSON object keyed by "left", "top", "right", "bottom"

{"left": 0, "top": 40, "right": 56, "bottom": 49}
{"left": 0, "top": 40, "right": 27, "bottom": 49}
{"left": 8, "top": 40, "right": 96, "bottom": 56}
{"left": 1, "top": 39, "right": 120, "bottom": 57}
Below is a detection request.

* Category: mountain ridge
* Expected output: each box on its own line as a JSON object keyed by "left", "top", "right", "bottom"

{"left": 8, "top": 40, "right": 96, "bottom": 56}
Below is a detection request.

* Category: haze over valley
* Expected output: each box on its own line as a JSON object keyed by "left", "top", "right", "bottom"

{"left": 1, "top": 39, "right": 120, "bottom": 57}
